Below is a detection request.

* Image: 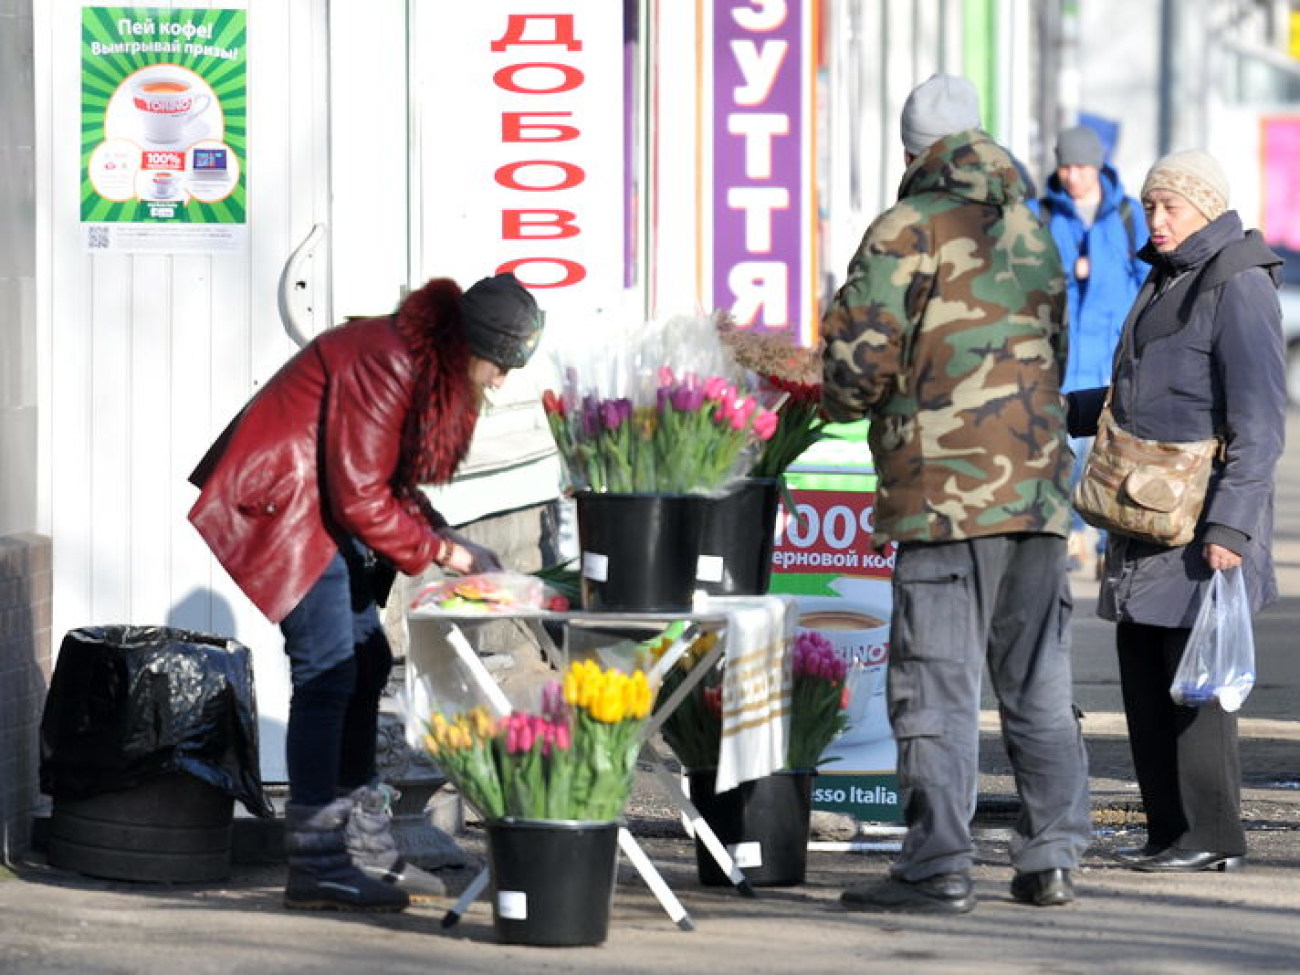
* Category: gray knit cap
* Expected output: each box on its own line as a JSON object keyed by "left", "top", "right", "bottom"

{"left": 1055, "top": 125, "right": 1104, "bottom": 168}
{"left": 900, "top": 74, "right": 981, "bottom": 156}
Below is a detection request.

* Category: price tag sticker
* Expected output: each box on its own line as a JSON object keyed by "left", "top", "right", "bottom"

{"left": 696, "top": 554, "right": 724, "bottom": 583}
{"left": 496, "top": 890, "right": 528, "bottom": 920}
{"left": 582, "top": 551, "right": 609, "bottom": 582}
{"left": 730, "top": 841, "right": 764, "bottom": 868}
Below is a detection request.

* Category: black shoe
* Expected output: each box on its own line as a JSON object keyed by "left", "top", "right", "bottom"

{"left": 1132, "top": 849, "right": 1245, "bottom": 874}
{"left": 841, "top": 873, "right": 976, "bottom": 914}
{"left": 1114, "top": 843, "right": 1168, "bottom": 866}
{"left": 1010, "top": 868, "right": 1074, "bottom": 907}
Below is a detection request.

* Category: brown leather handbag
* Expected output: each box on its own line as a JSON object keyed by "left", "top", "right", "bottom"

{"left": 1072, "top": 399, "right": 1219, "bottom": 547}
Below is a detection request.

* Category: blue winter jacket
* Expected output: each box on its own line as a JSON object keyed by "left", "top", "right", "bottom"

{"left": 1031, "top": 165, "right": 1149, "bottom": 392}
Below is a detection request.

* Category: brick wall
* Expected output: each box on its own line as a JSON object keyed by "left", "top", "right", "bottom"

{"left": 0, "top": 533, "right": 52, "bottom": 862}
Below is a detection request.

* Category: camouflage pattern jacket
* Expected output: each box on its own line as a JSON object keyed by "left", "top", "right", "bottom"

{"left": 821, "top": 129, "right": 1073, "bottom": 547}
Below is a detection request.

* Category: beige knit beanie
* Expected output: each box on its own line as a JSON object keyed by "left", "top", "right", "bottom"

{"left": 1140, "top": 149, "right": 1229, "bottom": 221}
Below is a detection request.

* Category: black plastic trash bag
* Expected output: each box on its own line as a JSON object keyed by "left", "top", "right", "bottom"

{"left": 39, "top": 625, "right": 274, "bottom": 818}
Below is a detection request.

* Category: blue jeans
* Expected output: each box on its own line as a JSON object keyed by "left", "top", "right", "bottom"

{"left": 886, "top": 534, "right": 1091, "bottom": 879}
{"left": 279, "top": 540, "right": 393, "bottom": 805}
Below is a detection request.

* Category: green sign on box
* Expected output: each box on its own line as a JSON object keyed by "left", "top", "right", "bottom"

{"left": 770, "top": 421, "right": 903, "bottom": 824}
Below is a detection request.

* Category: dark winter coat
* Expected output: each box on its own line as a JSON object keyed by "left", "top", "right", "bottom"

{"left": 188, "top": 279, "right": 479, "bottom": 623}
{"left": 1067, "top": 213, "right": 1286, "bottom": 627}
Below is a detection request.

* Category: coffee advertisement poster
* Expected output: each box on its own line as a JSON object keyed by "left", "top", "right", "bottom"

{"left": 770, "top": 431, "right": 903, "bottom": 823}
{"left": 80, "top": 4, "right": 247, "bottom": 253}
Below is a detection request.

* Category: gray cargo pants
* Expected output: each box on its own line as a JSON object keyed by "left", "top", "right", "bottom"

{"left": 887, "top": 534, "right": 1091, "bottom": 881}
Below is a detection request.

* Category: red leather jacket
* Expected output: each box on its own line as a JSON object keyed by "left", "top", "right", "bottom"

{"left": 189, "top": 284, "right": 476, "bottom": 623}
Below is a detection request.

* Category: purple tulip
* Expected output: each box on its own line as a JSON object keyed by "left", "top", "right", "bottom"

{"left": 671, "top": 384, "right": 705, "bottom": 412}
{"left": 580, "top": 395, "right": 602, "bottom": 438}
{"left": 601, "top": 399, "right": 625, "bottom": 431}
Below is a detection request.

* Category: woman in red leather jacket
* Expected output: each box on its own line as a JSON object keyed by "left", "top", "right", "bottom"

{"left": 188, "top": 272, "right": 542, "bottom": 912}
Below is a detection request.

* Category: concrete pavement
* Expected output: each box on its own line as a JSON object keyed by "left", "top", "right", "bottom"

{"left": 3, "top": 413, "right": 1300, "bottom": 974}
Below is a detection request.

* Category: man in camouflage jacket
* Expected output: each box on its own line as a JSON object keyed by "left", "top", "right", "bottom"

{"left": 824, "top": 74, "right": 1090, "bottom": 916}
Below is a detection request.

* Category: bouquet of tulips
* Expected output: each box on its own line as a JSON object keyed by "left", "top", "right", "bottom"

{"left": 786, "top": 629, "right": 851, "bottom": 769}
{"left": 423, "top": 659, "right": 654, "bottom": 822}
{"left": 541, "top": 313, "right": 780, "bottom": 495}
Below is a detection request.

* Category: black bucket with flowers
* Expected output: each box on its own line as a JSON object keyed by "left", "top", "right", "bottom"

{"left": 649, "top": 627, "right": 849, "bottom": 886}
{"left": 541, "top": 314, "right": 782, "bottom": 612}
{"left": 423, "top": 660, "right": 653, "bottom": 946}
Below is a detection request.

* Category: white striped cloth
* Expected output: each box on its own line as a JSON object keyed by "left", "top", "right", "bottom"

{"left": 701, "top": 594, "right": 796, "bottom": 793}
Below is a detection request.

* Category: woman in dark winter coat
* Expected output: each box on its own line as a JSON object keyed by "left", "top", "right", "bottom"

{"left": 188, "top": 273, "right": 543, "bottom": 911}
{"left": 1067, "top": 150, "right": 1286, "bottom": 873}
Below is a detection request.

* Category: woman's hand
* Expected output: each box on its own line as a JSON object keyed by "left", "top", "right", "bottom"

{"left": 1203, "top": 542, "right": 1242, "bottom": 572}
{"left": 436, "top": 528, "right": 503, "bottom": 574}
{"left": 438, "top": 540, "right": 477, "bottom": 575}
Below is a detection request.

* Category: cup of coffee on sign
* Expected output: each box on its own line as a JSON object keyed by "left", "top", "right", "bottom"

{"left": 133, "top": 75, "right": 211, "bottom": 145}
{"left": 148, "top": 170, "right": 181, "bottom": 200}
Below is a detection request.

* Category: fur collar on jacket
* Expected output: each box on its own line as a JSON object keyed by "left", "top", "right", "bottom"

{"left": 393, "top": 278, "right": 479, "bottom": 493}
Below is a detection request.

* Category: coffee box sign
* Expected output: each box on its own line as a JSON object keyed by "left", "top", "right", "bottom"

{"left": 80, "top": 5, "right": 247, "bottom": 253}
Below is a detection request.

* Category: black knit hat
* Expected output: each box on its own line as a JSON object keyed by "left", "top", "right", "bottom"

{"left": 459, "top": 273, "right": 543, "bottom": 370}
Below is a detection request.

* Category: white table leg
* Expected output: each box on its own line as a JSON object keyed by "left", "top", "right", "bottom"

{"left": 441, "top": 866, "right": 490, "bottom": 929}
{"left": 618, "top": 827, "right": 695, "bottom": 930}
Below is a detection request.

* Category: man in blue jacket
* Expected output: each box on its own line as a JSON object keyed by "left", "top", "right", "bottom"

{"left": 1032, "top": 124, "right": 1149, "bottom": 577}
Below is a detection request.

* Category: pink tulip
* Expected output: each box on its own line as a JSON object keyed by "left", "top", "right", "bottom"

{"left": 752, "top": 410, "right": 779, "bottom": 440}
{"left": 703, "top": 375, "right": 729, "bottom": 400}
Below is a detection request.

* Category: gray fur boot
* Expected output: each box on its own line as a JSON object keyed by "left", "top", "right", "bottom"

{"left": 283, "top": 798, "right": 409, "bottom": 912}
{"left": 344, "top": 783, "right": 447, "bottom": 900}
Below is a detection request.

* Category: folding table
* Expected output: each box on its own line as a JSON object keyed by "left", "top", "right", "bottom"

{"left": 404, "top": 595, "right": 794, "bottom": 930}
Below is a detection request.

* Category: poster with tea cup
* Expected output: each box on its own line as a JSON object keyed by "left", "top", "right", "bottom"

{"left": 80, "top": 5, "right": 246, "bottom": 253}
{"left": 770, "top": 445, "right": 903, "bottom": 824}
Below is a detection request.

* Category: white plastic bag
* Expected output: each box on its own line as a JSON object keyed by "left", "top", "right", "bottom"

{"left": 1169, "top": 567, "right": 1256, "bottom": 712}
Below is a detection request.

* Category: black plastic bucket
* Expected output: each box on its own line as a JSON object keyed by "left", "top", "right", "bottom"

{"left": 696, "top": 477, "right": 781, "bottom": 596}
{"left": 47, "top": 771, "right": 234, "bottom": 883}
{"left": 688, "top": 769, "right": 814, "bottom": 887}
{"left": 485, "top": 817, "right": 620, "bottom": 946}
{"left": 575, "top": 492, "right": 707, "bottom": 612}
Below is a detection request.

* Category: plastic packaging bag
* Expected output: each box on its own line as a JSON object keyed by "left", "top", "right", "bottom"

{"left": 409, "top": 570, "right": 568, "bottom": 614}
{"left": 1169, "top": 568, "right": 1256, "bottom": 712}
